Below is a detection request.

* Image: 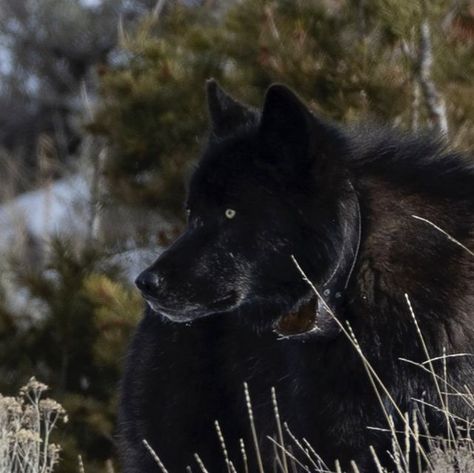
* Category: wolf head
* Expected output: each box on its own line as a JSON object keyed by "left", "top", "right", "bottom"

{"left": 136, "top": 81, "right": 358, "bottom": 335}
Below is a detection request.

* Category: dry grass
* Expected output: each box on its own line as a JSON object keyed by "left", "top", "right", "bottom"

{"left": 3, "top": 324, "right": 474, "bottom": 473}
{"left": 141, "top": 365, "right": 474, "bottom": 473}
{"left": 139, "top": 329, "right": 474, "bottom": 473}
{"left": 0, "top": 377, "right": 67, "bottom": 473}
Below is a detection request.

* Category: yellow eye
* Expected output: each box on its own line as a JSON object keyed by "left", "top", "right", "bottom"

{"left": 225, "top": 209, "right": 236, "bottom": 219}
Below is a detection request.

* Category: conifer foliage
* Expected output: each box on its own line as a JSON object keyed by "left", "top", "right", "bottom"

{"left": 91, "top": 0, "right": 474, "bottom": 215}
{"left": 0, "top": 239, "right": 142, "bottom": 473}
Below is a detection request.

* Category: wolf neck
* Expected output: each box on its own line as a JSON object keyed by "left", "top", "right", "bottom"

{"left": 309, "top": 185, "right": 362, "bottom": 337}
{"left": 275, "top": 183, "right": 361, "bottom": 339}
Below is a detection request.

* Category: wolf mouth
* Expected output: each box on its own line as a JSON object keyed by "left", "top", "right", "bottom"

{"left": 144, "top": 291, "right": 239, "bottom": 320}
{"left": 208, "top": 291, "right": 239, "bottom": 310}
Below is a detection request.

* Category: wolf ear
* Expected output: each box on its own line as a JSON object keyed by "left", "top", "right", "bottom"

{"left": 206, "top": 79, "right": 256, "bottom": 139}
{"left": 259, "top": 84, "right": 317, "bottom": 172}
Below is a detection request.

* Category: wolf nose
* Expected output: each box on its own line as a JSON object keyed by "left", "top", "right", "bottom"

{"left": 135, "top": 270, "right": 160, "bottom": 296}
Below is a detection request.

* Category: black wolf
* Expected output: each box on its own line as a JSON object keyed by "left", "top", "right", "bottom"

{"left": 120, "top": 81, "right": 474, "bottom": 472}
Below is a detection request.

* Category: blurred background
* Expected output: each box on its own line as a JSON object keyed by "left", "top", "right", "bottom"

{"left": 0, "top": 0, "right": 473, "bottom": 471}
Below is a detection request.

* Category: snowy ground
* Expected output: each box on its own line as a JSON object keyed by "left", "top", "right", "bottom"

{"left": 0, "top": 174, "right": 91, "bottom": 254}
{"left": 0, "top": 173, "right": 167, "bottom": 312}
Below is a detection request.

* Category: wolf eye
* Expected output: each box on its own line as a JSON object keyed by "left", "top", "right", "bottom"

{"left": 225, "top": 208, "right": 236, "bottom": 219}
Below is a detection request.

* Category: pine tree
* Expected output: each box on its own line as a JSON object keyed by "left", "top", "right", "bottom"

{"left": 90, "top": 0, "right": 474, "bottom": 222}
{"left": 0, "top": 239, "right": 142, "bottom": 473}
